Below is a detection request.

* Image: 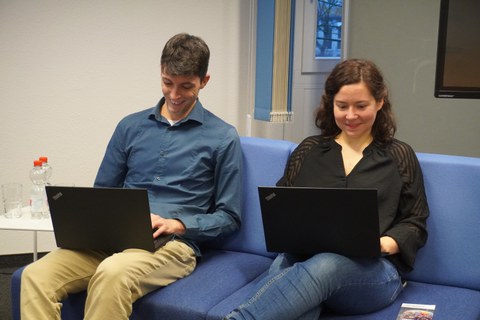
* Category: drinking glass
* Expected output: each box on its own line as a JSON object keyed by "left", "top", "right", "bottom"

{"left": 2, "top": 183, "right": 23, "bottom": 218}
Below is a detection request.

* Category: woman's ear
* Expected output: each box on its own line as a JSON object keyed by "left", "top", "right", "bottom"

{"left": 376, "top": 98, "right": 384, "bottom": 111}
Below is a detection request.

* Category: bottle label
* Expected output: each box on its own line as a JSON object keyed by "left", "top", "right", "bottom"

{"left": 30, "top": 195, "right": 43, "bottom": 213}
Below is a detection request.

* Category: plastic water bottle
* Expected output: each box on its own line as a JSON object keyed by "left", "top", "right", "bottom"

{"left": 30, "top": 160, "right": 46, "bottom": 219}
{"left": 39, "top": 156, "right": 52, "bottom": 185}
{"left": 38, "top": 156, "right": 52, "bottom": 216}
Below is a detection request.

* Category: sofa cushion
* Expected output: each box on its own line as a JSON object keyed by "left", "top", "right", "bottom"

{"left": 206, "top": 270, "right": 270, "bottom": 319}
{"left": 203, "top": 279, "right": 480, "bottom": 320}
{"left": 130, "top": 249, "right": 273, "bottom": 320}
{"left": 318, "top": 281, "right": 480, "bottom": 320}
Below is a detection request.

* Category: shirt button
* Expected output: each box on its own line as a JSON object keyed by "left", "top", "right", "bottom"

{"left": 155, "top": 176, "right": 161, "bottom": 181}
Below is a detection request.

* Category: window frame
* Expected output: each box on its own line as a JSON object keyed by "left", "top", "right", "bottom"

{"left": 301, "top": 0, "right": 348, "bottom": 73}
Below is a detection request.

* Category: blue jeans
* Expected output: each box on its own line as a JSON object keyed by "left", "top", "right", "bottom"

{"left": 225, "top": 252, "right": 403, "bottom": 320}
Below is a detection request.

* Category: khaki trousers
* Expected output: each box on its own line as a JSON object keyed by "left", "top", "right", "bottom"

{"left": 21, "top": 240, "right": 196, "bottom": 320}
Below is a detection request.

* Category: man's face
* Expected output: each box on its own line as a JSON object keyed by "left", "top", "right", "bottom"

{"left": 160, "top": 72, "right": 209, "bottom": 121}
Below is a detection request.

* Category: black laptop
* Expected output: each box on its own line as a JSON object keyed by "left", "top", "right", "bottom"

{"left": 258, "top": 186, "right": 381, "bottom": 258}
{"left": 45, "top": 186, "right": 173, "bottom": 252}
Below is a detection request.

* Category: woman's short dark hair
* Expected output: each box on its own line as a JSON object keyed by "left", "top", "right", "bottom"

{"left": 160, "top": 33, "right": 210, "bottom": 80}
{"left": 315, "top": 59, "right": 396, "bottom": 144}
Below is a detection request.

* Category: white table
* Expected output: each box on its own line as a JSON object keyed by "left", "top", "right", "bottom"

{"left": 0, "top": 207, "right": 54, "bottom": 260}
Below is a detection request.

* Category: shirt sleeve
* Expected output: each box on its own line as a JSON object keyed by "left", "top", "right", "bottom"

{"left": 179, "top": 128, "right": 243, "bottom": 243}
{"left": 94, "top": 119, "right": 128, "bottom": 188}
{"left": 385, "top": 141, "right": 429, "bottom": 273}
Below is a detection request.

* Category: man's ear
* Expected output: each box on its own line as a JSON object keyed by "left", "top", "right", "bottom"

{"left": 200, "top": 74, "right": 210, "bottom": 89}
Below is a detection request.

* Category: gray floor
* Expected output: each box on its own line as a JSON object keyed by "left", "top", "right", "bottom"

{"left": 0, "top": 253, "right": 43, "bottom": 320}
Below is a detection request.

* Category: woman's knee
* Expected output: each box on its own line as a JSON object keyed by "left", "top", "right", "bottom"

{"left": 301, "top": 253, "right": 348, "bottom": 276}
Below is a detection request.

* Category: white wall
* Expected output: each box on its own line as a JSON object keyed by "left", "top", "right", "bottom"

{"left": 347, "top": 0, "right": 480, "bottom": 157}
{"left": 0, "top": 0, "right": 255, "bottom": 255}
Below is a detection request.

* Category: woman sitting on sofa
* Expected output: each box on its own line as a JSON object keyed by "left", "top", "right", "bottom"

{"left": 225, "top": 59, "right": 429, "bottom": 319}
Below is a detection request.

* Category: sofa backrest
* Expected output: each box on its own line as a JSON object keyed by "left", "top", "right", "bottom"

{"left": 406, "top": 153, "right": 480, "bottom": 291}
{"left": 206, "top": 136, "right": 296, "bottom": 257}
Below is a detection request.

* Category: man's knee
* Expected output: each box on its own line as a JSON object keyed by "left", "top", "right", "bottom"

{"left": 22, "top": 261, "right": 50, "bottom": 287}
{"left": 22, "top": 263, "right": 37, "bottom": 286}
{"left": 91, "top": 255, "right": 129, "bottom": 285}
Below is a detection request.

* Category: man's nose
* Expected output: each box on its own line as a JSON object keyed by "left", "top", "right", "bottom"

{"left": 170, "top": 86, "right": 181, "bottom": 99}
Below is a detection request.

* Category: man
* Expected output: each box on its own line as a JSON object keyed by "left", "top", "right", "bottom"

{"left": 21, "top": 33, "right": 242, "bottom": 319}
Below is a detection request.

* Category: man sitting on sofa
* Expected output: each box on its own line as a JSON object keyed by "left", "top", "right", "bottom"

{"left": 20, "top": 33, "right": 242, "bottom": 320}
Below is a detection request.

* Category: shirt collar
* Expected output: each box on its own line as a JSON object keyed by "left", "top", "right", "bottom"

{"left": 149, "top": 97, "right": 205, "bottom": 125}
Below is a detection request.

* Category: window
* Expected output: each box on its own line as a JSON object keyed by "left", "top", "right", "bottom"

{"left": 316, "top": 0, "right": 342, "bottom": 59}
{"left": 301, "top": 0, "right": 344, "bottom": 73}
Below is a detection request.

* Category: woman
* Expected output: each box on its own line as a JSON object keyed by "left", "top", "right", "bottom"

{"left": 225, "top": 59, "right": 429, "bottom": 319}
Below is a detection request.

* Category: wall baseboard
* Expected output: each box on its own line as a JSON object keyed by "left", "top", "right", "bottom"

{"left": 0, "top": 252, "right": 48, "bottom": 270}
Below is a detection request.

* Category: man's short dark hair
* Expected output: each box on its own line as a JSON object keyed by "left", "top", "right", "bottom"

{"left": 161, "top": 33, "right": 210, "bottom": 80}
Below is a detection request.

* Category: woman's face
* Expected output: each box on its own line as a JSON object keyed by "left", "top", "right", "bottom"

{"left": 333, "top": 82, "right": 384, "bottom": 140}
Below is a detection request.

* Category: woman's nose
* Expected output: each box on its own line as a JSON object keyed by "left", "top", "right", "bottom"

{"left": 346, "top": 107, "right": 357, "bottom": 119}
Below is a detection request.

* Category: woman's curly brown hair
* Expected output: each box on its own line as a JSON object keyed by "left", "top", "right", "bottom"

{"left": 315, "top": 59, "right": 396, "bottom": 144}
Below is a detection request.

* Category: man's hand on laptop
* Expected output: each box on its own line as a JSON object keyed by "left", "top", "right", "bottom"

{"left": 151, "top": 213, "right": 186, "bottom": 238}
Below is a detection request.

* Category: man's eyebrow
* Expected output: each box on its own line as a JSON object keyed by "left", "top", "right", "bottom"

{"left": 161, "top": 76, "right": 196, "bottom": 85}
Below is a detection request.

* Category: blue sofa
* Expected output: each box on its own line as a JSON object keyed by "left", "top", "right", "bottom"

{"left": 11, "top": 137, "right": 480, "bottom": 319}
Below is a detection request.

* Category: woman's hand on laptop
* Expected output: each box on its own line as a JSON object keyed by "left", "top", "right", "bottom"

{"left": 151, "top": 213, "right": 186, "bottom": 238}
{"left": 380, "top": 236, "right": 399, "bottom": 256}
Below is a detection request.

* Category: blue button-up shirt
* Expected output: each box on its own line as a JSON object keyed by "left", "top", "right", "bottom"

{"left": 94, "top": 98, "right": 242, "bottom": 255}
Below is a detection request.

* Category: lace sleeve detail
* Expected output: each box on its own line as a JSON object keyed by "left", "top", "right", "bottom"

{"left": 277, "top": 136, "right": 322, "bottom": 186}
{"left": 389, "top": 139, "right": 429, "bottom": 223}
{"left": 386, "top": 139, "right": 429, "bottom": 272}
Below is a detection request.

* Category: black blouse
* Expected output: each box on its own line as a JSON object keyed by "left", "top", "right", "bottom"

{"left": 277, "top": 135, "right": 429, "bottom": 273}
